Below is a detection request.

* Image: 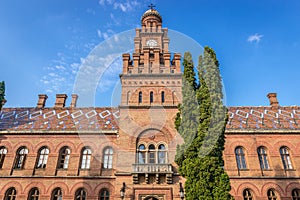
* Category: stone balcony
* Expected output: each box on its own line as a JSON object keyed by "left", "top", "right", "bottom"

{"left": 132, "top": 163, "right": 173, "bottom": 173}
{"left": 132, "top": 164, "right": 173, "bottom": 184}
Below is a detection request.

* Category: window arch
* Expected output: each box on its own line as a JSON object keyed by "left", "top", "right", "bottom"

{"left": 103, "top": 147, "right": 113, "bottom": 169}
{"left": 158, "top": 144, "right": 166, "bottom": 164}
{"left": 14, "top": 146, "right": 28, "bottom": 169}
{"left": 58, "top": 146, "right": 70, "bottom": 169}
{"left": 81, "top": 147, "right": 92, "bottom": 169}
{"left": 36, "top": 146, "right": 49, "bottom": 169}
{"left": 150, "top": 91, "right": 154, "bottom": 103}
{"left": 5, "top": 187, "right": 17, "bottom": 200}
{"left": 28, "top": 187, "right": 39, "bottom": 200}
{"left": 137, "top": 144, "right": 146, "bottom": 164}
{"left": 148, "top": 144, "right": 156, "bottom": 163}
{"left": 257, "top": 146, "right": 270, "bottom": 170}
{"left": 161, "top": 91, "right": 165, "bottom": 103}
{"left": 99, "top": 189, "right": 110, "bottom": 200}
{"left": 51, "top": 188, "right": 62, "bottom": 200}
{"left": 235, "top": 146, "right": 247, "bottom": 169}
{"left": 75, "top": 188, "right": 86, "bottom": 200}
{"left": 0, "top": 146, "right": 7, "bottom": 169}
{"left": 136, "top": 143, "right": 168, "bottom": 164}
{"left": 138, "top": 92, "right": 142, "bottom": 103}
{"left": 267, "top": 189, "right": 277, "bottom": 200}
{"left": 292, "top": 189, "right": 300, "bottom": 200}
{"left": 243, "top": 189, "right": 253, "bottom": 200}
{"left": 280, "top": 146, "right": 292, "bottom": 169}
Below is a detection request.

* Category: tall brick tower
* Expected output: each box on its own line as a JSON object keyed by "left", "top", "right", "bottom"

{"left": 120, "top": 7, "right": 182, "bottom": 107}
{"left": 116, "top": 7, "right": 184, "bottom": 200}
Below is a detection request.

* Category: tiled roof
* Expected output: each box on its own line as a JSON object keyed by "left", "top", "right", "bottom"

{"left": 227, "top": 106, "right": 300, "bottom": 130}
{"left": 0, "top": 107, "right": 119, "bottom": 132}
{"left": 0, "top": 106, "right": 299, "bottom": 132}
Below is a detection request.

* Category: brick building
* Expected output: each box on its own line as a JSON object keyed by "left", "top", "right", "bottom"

{"left": 1, "top": 8, "right": 300, "bottom": 200}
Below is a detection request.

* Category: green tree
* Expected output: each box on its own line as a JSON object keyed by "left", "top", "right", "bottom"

{"left": 0, "top": 81, "right": 5, "bottom": 110}
{"left": 176, "top": 47, "right": 233, "bottom": 199}
{"left": 175, "top": 52, "right": 199, "bottom": 167}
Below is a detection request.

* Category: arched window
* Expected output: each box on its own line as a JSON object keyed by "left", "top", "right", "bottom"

{"left": 161, "top": 91, "right": 165, "bottom": 103}
{"left": 58, "top": 147, "right": 70, "bottom": 169}
{"left": 280, "top": 146, "right": 292, "bottom": 169}
{"left": 150, "top": 91, "right": 154, "bottom": 103}
{"left": 5, "top": 187, "right": 17, "bottom": 200}
{"left": 81, "top": 147, "right": 92, "bottom": 169}
{"left": 158, "top": 144, "right": 166, "bottom": 164}
{"left": 148, "top": 144, "right": 156, "bottom": 163}
{"left": 292, "top": 189, "right": 300, "bottom": 200}
{"left": 99, "top": 189, "right": 110, "bottom": 200}
{"left": 138, "top": 92, "right": 142, "bottom": 103}
{"left": 257, "top": 146, "right": 269, "bottom": 170}
{"left": 28, "top": 188, "right": 39, "bottom": 200}
{"left": 137, "top": 144, "right": 146, "bottom": 164}
{"left": 235, "top": 146, "right": 247, "bottom": 169}
{"left": 267, "top": 189, "right": 277, "bottom": 200}
{"left": 103, "top": 147, "right": 113, "bottom": 169}
{"left": 36, "top": 147, "right": 49, "bottom": 169}
{"left": 51, "top": 188, "right": 62, "bottom": 200}
{"left": 0, "top": 146, "right": 7, "bottom": 169}
{"left": 14, "top": 146, "right": 28, "bottom": 169}
{"left": 75, "top": 188, "right": 86, "bottom": 200}
{"left": 243, "top": 189, "right": 253, "bottom": 200}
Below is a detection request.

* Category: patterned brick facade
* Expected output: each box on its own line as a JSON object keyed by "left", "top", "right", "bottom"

{"left": 0, "top": 7, "right": 300, "bottom": 200}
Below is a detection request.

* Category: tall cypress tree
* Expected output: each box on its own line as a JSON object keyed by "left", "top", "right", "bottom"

{"left": 0, "top": 81, "right": 5, "bottom": 110}
{"left": 176, "top": 47, "right": 233, "bottom": 199}
{"left": 175, "top": 52, "right": 199, "bottom": 167}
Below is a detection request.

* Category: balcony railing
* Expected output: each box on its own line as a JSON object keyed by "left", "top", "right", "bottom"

{"left": 132, "top": 163, "right": 173, "bottom": 173}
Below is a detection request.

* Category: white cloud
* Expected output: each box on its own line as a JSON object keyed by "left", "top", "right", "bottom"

{"left": 99, "top": 0, "right": 105, "bottom": 5}
{"left": 99, "top": 0, "right": 140, "bottom": 12}
{"left": 247, "top": 33, "right": 264, "bottom": 43}
{"left": 97, "top": 29, "right": 102, "bottom": 38}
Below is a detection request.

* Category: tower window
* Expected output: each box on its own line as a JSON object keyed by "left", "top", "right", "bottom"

{"left": 58, "top": 147, "right": 70, "bottom": 169}
{"left": 75, "top": 188, "right": 86, "bottom": 200}
{"left": 161, "top": 91, "right": 165, "bottom": 103}
{"left": 148, "top": 144, "right": 156, "bottom": 163}
{"left": 51, "top": 188, "right": 62, "bottom": 200}
{"left": 280, "top": 146, "right": 293, "bottom": 169}
{"left": 28, "top": 188, "right": 39, "bottom": 200}
{"left": 0, "top": 146, "right": 7, "bottom": 169}
{"left": 14, "top": 147, "right": 28, "bottom": 169}
{"left": 267, "top": 189, "right": 277, "bottom": 200}
{"left": 36, "top": 147, "right": 49, "bottom": 169}
{"left": 81, "top": 147, "right": 92, "bottom": 169}
{"left": 292, "top": 189, "right": 300, "bottom": 200}
{"left": 99, "top": 189, "right": 110, "bottom": 200}
{"left": 150, "top": 91, "right": 154, "bottom": 103}
{"left": 235, "top": 146, "right": 247, "bottom": 170}
{"left": 103, "top": 147, "right": 113, "bottom": 169}
{"left": 5, "top": 187, "right": 17, "bottom": 200}
{"left": 243, "top": 189, "right": 253, "bottom": 200}
{"left": 138, "top": 92, "right": 142, "bottom": 103}
{"left": 137, "top": 144, "right": 146, "bottom": 164}
{"left": 257, "top": 146, "right": 270, "bottom": 170}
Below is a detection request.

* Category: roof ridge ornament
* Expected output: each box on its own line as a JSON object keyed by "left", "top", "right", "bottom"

{"left": 148, "top": 3, "right": 156, "bottom": 10}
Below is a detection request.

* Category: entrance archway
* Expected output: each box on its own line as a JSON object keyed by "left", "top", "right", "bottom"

{"left": 145, "top": 197, "right": 159, "bottom": 200}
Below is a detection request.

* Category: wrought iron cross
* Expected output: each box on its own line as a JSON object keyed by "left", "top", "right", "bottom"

{"left": 148, "top": 3, "right": 156, "bottom": 9}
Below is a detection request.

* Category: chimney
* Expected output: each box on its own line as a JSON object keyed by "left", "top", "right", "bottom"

{"left": 54, "top": 94, "right": 68, "bottom": 108}
{"left": 267, "top": 93, "right": 279, "bottom": 108}
{"left": 70, "top": 94, "right": 78, "bottom": 108}
{"left": 37, "top": 94, "right": 48, "bottom": 108}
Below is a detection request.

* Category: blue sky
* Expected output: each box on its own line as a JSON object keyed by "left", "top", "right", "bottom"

{"left": 0, "top": 0, "right": 299, "bottom": 107}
